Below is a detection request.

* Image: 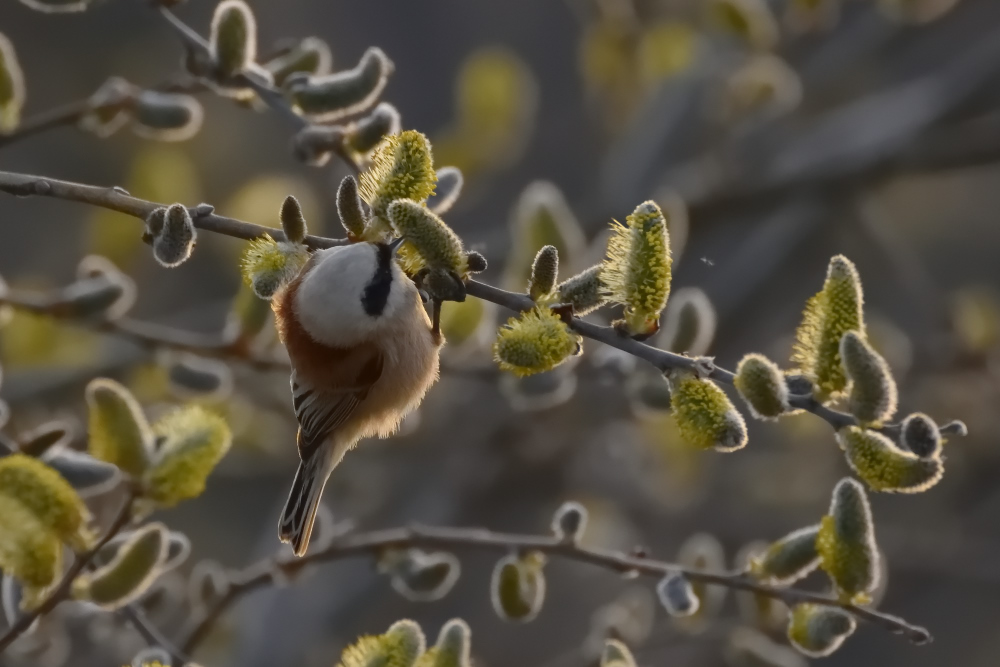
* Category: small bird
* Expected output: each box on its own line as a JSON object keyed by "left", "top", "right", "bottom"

{"left": 272, "top": 239, "right": 441, "bottom": 556}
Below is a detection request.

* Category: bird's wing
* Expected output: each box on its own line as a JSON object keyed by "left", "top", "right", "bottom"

{"left": 291, "top": 349, "right": 384, "bottom": 461}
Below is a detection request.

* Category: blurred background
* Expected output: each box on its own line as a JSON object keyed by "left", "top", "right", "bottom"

{"left": 2, "top": 0, "right": 1000, "bottom": 666}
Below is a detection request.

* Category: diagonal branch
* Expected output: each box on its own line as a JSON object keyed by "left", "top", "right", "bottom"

{"left": 178, "top": 523, "right": 931, "bottom": 654}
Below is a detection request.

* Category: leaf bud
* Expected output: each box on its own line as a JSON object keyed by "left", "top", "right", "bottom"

{"left": 550, "top": 500, "right": 588, "bottom": 543}
{"left": 0, "top": 33, "right": 25, "bottom": 133}
{"left": 840, "top": 331, "right": 897, "bottom": 425}
{"left": 0, "top": 453, "right": 93, "bottom": 552}
{"left": 657, "top": 286, "right": 716, "bottom": 356}
{"left": 345, "top": 102, "right": 401, "bottom": 155}
{"left": 900, "top": 412, "right": 942, "bottom": 459}
{"left": 786, "top": 603, "right": 856, "bottom": 658}
{"left": 493, "top": 307, "right": 581, "bottom": 378}
{"left": 132, "top": 91, "right": 204, "bottom": 142}
{"left": 734, "top": 353, "right": 790, "bottom": 420}
{"left": 490, "top": 552, "right": 546, "bottom": 623}
{"left": 427, "top": 167, "right": 464, "bottom": 216}
{"left": 656, "top": 572, "right": 699, "bottom": 617}
{"left": 287, "top": 47, "right": 393, "bottom": 122}
{"left": 748, "top": 525, "right": 820, "bottom": 585}
{"left": 210, "top": 0, "right": 257, "bottom": 78}
{"left": 85, "top": 378, "right": 154, "bottom": 477}
{"left": 556, "top": 265, "right": 606, "bottom": 316}
{"left": 152, "top": 204, "right": 197, "bottom": 268}
{"left": 837, "top": 425, "right": 944, "bottom": 493}
{"left": 669, "top": 373, "right": 747, "bottom": 452}
{"left": 528, "top": 245, "right": 559, "bottom": 301}
{"left": 385, "top": 549, "right": 461, "bottom": 602}
{"left": 816, "top": 478, "right": 879, "bottom": 602}
{"left": 264, "top": 36, "right": 332, "bottom": 87}
{"left": 387, "top": 199, "right": 467, "bottom": 277}
{"left": 73, "top": 522, "right": 168, "bottom": 610}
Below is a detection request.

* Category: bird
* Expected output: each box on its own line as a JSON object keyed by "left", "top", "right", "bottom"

{"left": 271, "top": 238, "right": 442, "bottom": 556}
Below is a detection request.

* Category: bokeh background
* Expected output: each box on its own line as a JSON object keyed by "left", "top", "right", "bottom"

{"left": 2, "top": 0, "right": 1000, "bottom": 666}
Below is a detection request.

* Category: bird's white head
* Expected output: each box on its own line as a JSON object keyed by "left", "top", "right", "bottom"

{"left": 294, "top": 241, "right": 417, "bottom": 348}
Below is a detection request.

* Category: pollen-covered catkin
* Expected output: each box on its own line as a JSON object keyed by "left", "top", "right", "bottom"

{"left": 0, "top": 495, "right": 63, "bottom": 607}
{"left": 493, "top": 307, "right": 581, "bottom": 377}
{"left": 359, "top": 130, "right": 437, "bottom": 237}
{"left": 210, "top": 0, "right": 257, "bottom": 77}
{"left": 656, "top": 573, "right": 699, "bottom": 617}
{"left": 792, "top": 255, "right": 864, "bottom": 401}
{"left": 337, "top": 619, "right": 426, "bottom": 667}
{"left": 556, "top": 265, "right": 606, "bottom": 315}
{"left": 490, "top": 552, "right": 546, "bottom": 622}
{"left": 0, "top": 454, "right": 93, "bottom": 552}
{"left": 602, "top": 200, "right": 672, "bottom": 337}
{"left": 528, "top": 245, "right": 559, "bottom": 301}
{"left": 241, "top": 235, "right": 309, "bottom": 300}
{"left": 73, "top": 522, "right": 168, "bottom": 610}
{"left": 837, "top": 426, "right": 944, "bottom": 493}
{"left": 86, "top": 377, "right": 154, "bottom": 476}
{"left": 152, "top": 204, "right": 197, "bottom": 268}
{"left": 346, "top": 102, "right": 401, "bottom": 155}
{"left": 840, "top": 331, "right": 897, "bottom": 424}
{"left": 786, "top": 603, "right": 857, "bottom": 658}
{"left": 669, "top": 373, "right": 748, "bottom": 452}
{"left": 816, "top": 478, "right": 879, "bottom": 602}
{"left": 143, "top": 405, "right": 232, "bottom": 508}
{"left": 280, "top": 195, "right": 308, "bottom": 244}
{"left": 550, "top": 501, "right": 588, "bottom": 543}
{"left": 734, "top": 353, "right": 789, "bottom": 420}
{"left": 387, "top": 199, "right": 467, "bottom": 276}
{"left": 0, "top": 33, "right": 26, "bottom": 133}
{"left": 748, "top": 525, "right": 820, "bottom": 585}
{"left": 288, "top": 47, "right": 393, "bottom": 122}
{"left": 900, "top": 413, "right": 942, "bottom": 459}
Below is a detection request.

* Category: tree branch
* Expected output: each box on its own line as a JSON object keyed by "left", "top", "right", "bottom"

{"left": 179, "top": 523, "right": 930, "bottom": 654}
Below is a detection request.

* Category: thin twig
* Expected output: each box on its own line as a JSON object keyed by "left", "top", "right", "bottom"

{"left": 0, "top": 488, "right": 138, "bottom": 653}
{"left": 179, "top": 524, "right": 930, "bottom": 653}
{"left": 0, "top": 290, "right": 288, "bottom": 371}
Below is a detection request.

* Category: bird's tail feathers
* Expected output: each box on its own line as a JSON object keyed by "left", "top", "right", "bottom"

{"left": 278, "top": 449, "right": 339, "bottom": 557}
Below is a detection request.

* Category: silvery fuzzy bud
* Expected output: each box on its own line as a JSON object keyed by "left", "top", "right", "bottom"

{"left": 556, "top": 265, "right": 607, "bottom": 316}
{"left": 152, "top": 204, "right": 197, "bottom": 268}
{"left": 600, "top": 639, "right": 637, "bottom": 667}
{"left": 550, "top": 501, "right": 588, "bottom": 543}
{"left": 264, "top": 36, "right": 332, "bottom": 87}
{"left": 280, "top": 194, "right": 309, "bottom": 244}
{"left": 210, "top": 0, "right": 257, "bottom": 77}
{"left": 49, "top": 275, "right": 127, "bottom": 321}
{"left": 78, "top": 77, "right": 136, "bottom": 138}
{"left": 507, "top": 181, "right": 586, "bottom": 291}
{"left": 42, "top": 448, "right": 121, "bottom": 499}
{"left": 287, "top": 47, "right": 394, "bottom": 122}
{"left": 734, "top": 353, "right": 790, "bottom": 420}
{"left": 337, "top": 175, "right": 368, "bottom": 239}
{"left": 166, "top": 353, "right": 233, "bottom": 400}
{"left": 292, "top": 124, "right": 343, "bottom": 167}
{"left": 816, "top": 478, "right": 879, "bottom": 603}
{"left": 427, "top": 166, "right": 464, "bottom": 216}
{"left": 528, "top": 245, "right": 559, "bottom": 301}
{"left": 345, "top": 102, "right": 401, "bottom": 155}
{"left": 656, "top": 573, "right": 699, "bottom": 617}
{"left": 420, "top": 618, "right": 471, "bottom": 667}
{"left": 491, "top": 552, "right": 546, "bottom": 623}
{"left": 840, "top": 331, "right": 897, "bottom": 425}
{"left": 72, "top": 522, "right": 168, "bottom": 610}
{"left": 385, "top": 549, "right": 461, "bottom": 603}
{"left": 786, "top": 603, "right": 856, "bottom": 658}
{"left": 900, "top": 412, "right": 942, "bottom": 459}
{"left": 75, "top": 255, "right": 137, "bottom": 319}
{"left": 0, "top": 33, "right": 25, "bottom": 133}
{"left": 748, "top": 525, "right": 821, "bottom": 585}
{"left": 131, "top": 91, "right": 204, "bottom": 142}
{"left": 657, "top": 287, "right": 716, "bottom": 356}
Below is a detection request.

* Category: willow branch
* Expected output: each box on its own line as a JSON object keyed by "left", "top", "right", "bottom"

{"left": 0, "top": 488, "right": 138, "bottom": 654}
{"left": 179, "top": 523, "right": 930, "bottom": 653}
{"left": 0, "top": 290, "right": 288, "bottom": 371}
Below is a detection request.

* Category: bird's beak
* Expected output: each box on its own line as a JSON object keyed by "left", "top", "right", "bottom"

{"left": 387, "top": 236, "right": 406, "bottom": 254}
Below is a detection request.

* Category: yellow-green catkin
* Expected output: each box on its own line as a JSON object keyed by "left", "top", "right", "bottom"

{"left": 338, "top": 619, "right": 426, "bottom": 667}
{"left": 264, "top": 36, "right": 332, "bottom": 87}
{"left": 73, "top": 522, "right": 168, "bottom": 610}
{"left": 816, "top": 478, "right": 879, "bottom": 603}
{"left": 786, "top": 603, "right": 856, "bottom": 658}
{"left": 528, "top": 245, "right": 559, "bottom": 301}
{"left": 707, "top": 0, "right": 780, "bottom": 51}
{"left": 0, "top": 33, "right": 26, "bottom": 133}
{"left": 210, "top": 0, "right": 256, "bottom": 77}
{"left": 0, "top": 454, "right": 93, "bottom": 552}
{"left": 791, "top": 255, "right": 865, "bottom": 402}
{"left": 387, "top": 199, "right": 467, "bottom": 277}
{"left": 414, "top": 619, "right": 471, "bottom": 667}
{"left": 734, "top": 353, "right": 789, "bottom": 420}
{"left": 490, "top": 552, "right": 547, "bottom": 623}
{"left": 86, "top": 377, "right": 154, "bottom": 476}
{"left": 837, "top": 426, "right": 943, "bottom": 493}
{"left": 359, "top": 130, "right": 437, "bottom": 239}
{"left": 0, "top": 494, "right": 63, "bottom": 607}
{"left": 601, "top": 639, "right": 637, "bottom": 667}
{"left": 669, "top": 373, "right": 748, "bottom": 452}
{"left": 132, "top": 91, "right": 204, "bottom": 142}
{"left": 900, "top": 413, "right": 942, "bottom": 459}
{"left": 493, "top": 308, "right": 581, "bottom": 377}
{"left": 556, "top": 265, "right": 607, "bottom": 315}
{"left": 602, "top": 201, "right": 672, "bottom": 337}
{"left": 240, "top": 235, "right": 309, "bottom": 300}
{"left": 748, "top": 524, "right": 820, "bottom": 585}
{"left": 840, "top": 331, "right": 897, "bottom": 425}
{"left": 288, "top": 47, "right": 393, "bottom": 122}
{"left": 143, "top": 405, "right": 232, "bottom": 508}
